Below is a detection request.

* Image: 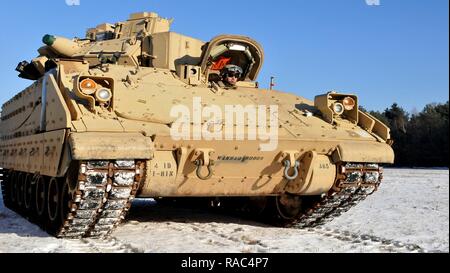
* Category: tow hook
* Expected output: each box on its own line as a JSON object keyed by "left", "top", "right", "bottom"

{"left": 191, "top": 149, "right": 215, "bottom": 180}
{"left": 194, "top": 159, "right": 214, "bottom": 180}
{"left": 284, "top": 160, "right": 300, "bottom": 181}
{"left": 278, "top": 151, "right": 300, "bottom": 181}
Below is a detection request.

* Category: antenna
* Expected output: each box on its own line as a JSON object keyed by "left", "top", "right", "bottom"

{"left": 269, "top": 76, "right": 275, "bottom": 90}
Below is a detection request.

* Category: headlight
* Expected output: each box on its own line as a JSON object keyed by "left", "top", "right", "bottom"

{"left": 95, "top": 88, "right": 112, "bottom": 103}
{"left": 343, "top": 97, "right": 356, "bottom": 111}
{"left": 333, "top": 102, "right": 345, "bottom": 115}
{"left": 79, "top": 78, "right": 97, "bottom": 95}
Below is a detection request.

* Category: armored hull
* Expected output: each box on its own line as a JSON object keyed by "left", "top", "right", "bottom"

{"left": 0, "top": 12, "right": 394, "bottom": 238}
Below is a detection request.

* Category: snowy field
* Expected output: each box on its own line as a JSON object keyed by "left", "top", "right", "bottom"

{"left": 0, "top": 168, "right": 448, "bottom": 253}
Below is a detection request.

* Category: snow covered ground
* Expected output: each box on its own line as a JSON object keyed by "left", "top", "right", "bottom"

{"left": 0, "top": 168, "right": 448, "bottom": 253}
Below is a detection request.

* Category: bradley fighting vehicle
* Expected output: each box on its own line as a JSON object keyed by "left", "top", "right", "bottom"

{"left": 0, "top": 12, "right": 394, "bottom": 238}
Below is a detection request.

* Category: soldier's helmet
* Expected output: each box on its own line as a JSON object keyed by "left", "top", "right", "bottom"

{"left": 221, "top": 64, "right": 243, "bottom": 78}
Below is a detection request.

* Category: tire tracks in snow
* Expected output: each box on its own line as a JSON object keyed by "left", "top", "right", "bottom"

{"left": 63, "top": 237, "right": 143, "bottom": 253}
{"left": 310, "top": 226, "right": 426, "bottom": 253}
{"left": 165, "top": 221, "right": 271, "bottom": 253}
{"left": 155, "top": 216, "right": 427, "bottom": 253}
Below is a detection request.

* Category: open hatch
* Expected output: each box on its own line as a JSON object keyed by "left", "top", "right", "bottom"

{"left": 200, "top": 35, "right": 264, "bottom": 85}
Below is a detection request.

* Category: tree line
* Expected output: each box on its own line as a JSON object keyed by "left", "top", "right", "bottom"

{"left": 362, "top": 101, "right": 449, "bottom": 168}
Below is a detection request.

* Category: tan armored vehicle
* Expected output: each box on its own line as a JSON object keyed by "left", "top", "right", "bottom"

{"left": 0, "top": 12, "right": 394, "bottom": 238}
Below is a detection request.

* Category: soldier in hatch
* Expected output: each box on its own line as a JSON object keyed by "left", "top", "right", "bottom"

{"left": 220, "top": 64, "right": 243, "bottom": 87}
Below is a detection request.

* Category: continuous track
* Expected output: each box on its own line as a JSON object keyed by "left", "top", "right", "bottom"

{"left": 1, "top": 160, "right": 144, "bottom": 238}
{"left": 2, "top": 162, "right": 385, "bottom": 238}
{"left": 288, "top": 163, "right": 382, "bottom": 229}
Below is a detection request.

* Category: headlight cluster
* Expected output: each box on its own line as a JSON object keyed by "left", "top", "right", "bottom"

{"left": 332, "top": 96, "right": 356, "bottom": 116}
{"left": 80, "top": 78, "right": 113, "bottom": 103}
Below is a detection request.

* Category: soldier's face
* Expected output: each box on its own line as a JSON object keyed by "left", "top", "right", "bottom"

{"left": 226, "top": 76, "right": 238, "bottom": 85}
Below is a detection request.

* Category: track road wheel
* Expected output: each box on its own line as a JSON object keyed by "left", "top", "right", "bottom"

{"left": 256, "top": 194, "right": 303, "bottom": 227}
{"left": 35, "top": 176, "right": 47, "bottom": 221}
{"left": 60, "top": 179, "right": 72, "bottom": 229}
{"left": 275, "top": 194, "right": 302, "bottom": 220}
{"left": 47, "top": 177, "right": 62, "bottom": 232}
{"left": 24, "top": 174, "right": 35, "bottom": 213}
